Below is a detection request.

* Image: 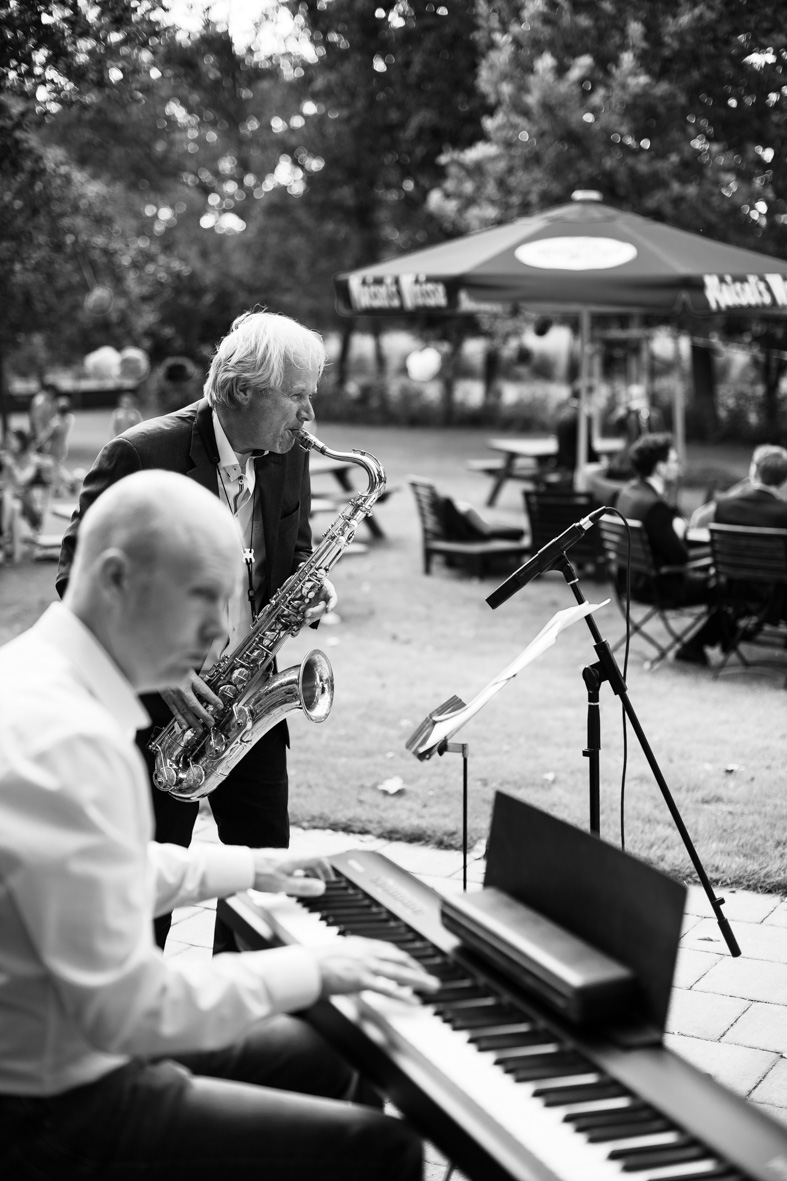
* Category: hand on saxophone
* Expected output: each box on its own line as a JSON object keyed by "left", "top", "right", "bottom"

{"left": 161, "top": 670, "right": 224, "bottom": 732}
{"left": 251, "top": 849, "right": 336, "bottom": 897}
{"left": 303, "top": 576, "right": 338, "bottom": 627}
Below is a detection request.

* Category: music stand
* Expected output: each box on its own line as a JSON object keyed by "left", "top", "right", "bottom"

{"left": 486, "top": 548, "right": 741, "bottom": 958}
{"left": 406, "top": 602, "right": 606, "bottom": 890}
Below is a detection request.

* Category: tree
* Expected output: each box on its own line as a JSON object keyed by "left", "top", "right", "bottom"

{"left": 276, "top": 0, "right": 489, "bottom": 384}
{"left": 0, "top": 0, "right": 181, "bottom": 408}
{"left": 429, "top": 0, "right": 787, "bottom": 437}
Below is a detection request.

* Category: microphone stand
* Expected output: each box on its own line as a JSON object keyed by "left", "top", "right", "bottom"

{"left": 492, "top": 549, "right": 741, "bottom": 958}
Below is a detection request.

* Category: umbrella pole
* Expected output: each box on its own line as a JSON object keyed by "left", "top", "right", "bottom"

{"left": 575, "top": 309, "right": 591, "bottom": 490}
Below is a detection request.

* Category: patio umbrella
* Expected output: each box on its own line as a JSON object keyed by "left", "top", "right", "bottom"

{"left": 335, "top": 192, "right": 787, "bottom": 478}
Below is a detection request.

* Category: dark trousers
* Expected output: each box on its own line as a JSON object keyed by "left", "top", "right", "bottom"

{"left": 0, "top": 1016, "right": 421, "bottom": 1181}
{"left": 138, "top": 715, "right": 290, "bottom": 952}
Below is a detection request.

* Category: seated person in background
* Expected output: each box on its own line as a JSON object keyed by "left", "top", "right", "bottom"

{"left": 27, "top": 384, "right": 57, "bottom": 449}
{"left": 0, "top": 429, "right": 49, "bottom": 533}
{"left": 615, "top": 432, "right": 728, "bottom": 665}
{"left": 36, "top": 394, "right": 77, "bottom": 495}
{"left": 112, "top": 390, "right": 144, "bottom": 437}
{"left": 690, "top": 444, "right": 787, "bottom": 530}
{"left": 0, "top": 469, "right": 438, "bottom": 1181}
{"left": 554, "top": 383, "right": 598, "bottom": 475}
{"left": 0, "top": 456, "right": 26, "bottom": 563}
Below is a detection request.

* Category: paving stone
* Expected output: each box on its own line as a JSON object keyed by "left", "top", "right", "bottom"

{"left": 173, "top": 907, "right": 218, "bottom": 946}
{"left": 162, "top": 939, "right": 193, "bottom": 959}
{"left": 723, "top": 1002, "right": 787, "bottom": 1054}
{"left": 420, "top": 875, "right": 482, "bottom": 897}
{"left": 753, "top": 1101, "right": 787, "bottom": 1126}
{"left": 766, "top": 900, "right": 787, "bottom": 928}
{"left": 170, "top": 904, "right": 203, "bottom": 927}
{"left": 290, "top": 828, "right": 387, "bottom": 857}
{"left": 749, "top": 1058, "right": 787, "bottom": 1106}
{"left": 680, "top": 913, "right": 703, "bottom": 938}
{"left": 680, "top": 917, "right": 787, "bottom": 962}
{"left": 672, "top": 947, "right": 722, "bottom": 988}
{"left": 665, "top": 1033, "right": 777, "bottom": 1096}
{"left": 165, "top": 942, "right": 211, "bottom": 965}
{"left": 665, "top": 987, "right": 749, "bottom": 1040}
{"left": 380, "top": 841, "right": 466, "bottom": 878}
{"left": 448, "top": 858, "right": 486, "bottom": 884}
{"left": 683, "top": 886, "right": 782, "bottom": 923}
{"left": 693, "top": 955, "right": 787, "bottom": 1004}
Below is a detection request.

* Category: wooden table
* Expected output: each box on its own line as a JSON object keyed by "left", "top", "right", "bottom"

{"left": 484, "top": 436, "right": 624, "bottom": 506}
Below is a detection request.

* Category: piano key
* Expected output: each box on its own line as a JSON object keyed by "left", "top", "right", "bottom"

{"left": 644, "top": 1170, "right": 744, "bottom": 1181}
{"left": 611, "top": 1141, "right": 712, "bottom": 1170}
{"left": 510, "top": 1060, "right": 599, "bottom": 1084}
{"left": 440, "top": 1005, "right": 527, "bottom": 1030}
{"left": 469, "top": 1027, "right": 550, "bottom": 1051}
{"left": 429, "top": 982, "right": 492, "bottom": 1003}
{"left": 567, "top": 1105, "right": 657, "bottom": 1133}
{"left": 534, "top": 1079, "right": 629, "bottom": 1106}
{"left": 494, "top": 1047, "right": 580, "bottom": 1067}
{"left": 565, "top": 1102, "right": 652, "bottom": 1129}
{"left": 585, "top": 1120, "right": 674, "bottom": 1142}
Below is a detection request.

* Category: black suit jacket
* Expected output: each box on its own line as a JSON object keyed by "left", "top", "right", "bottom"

{"left": 56, "top": 401, "right": 313, "bottom": 731}
{"left": 56, "top": 399, "right": 313, "bottom": 602}
{"left": 714, "top": 487, "right": 787, "bottom": 530}
{"left": 615, "top": 478, "right": 690, "bottom": 602}
{"left": 614, "top": 479, "right": 689, "bottom": 568}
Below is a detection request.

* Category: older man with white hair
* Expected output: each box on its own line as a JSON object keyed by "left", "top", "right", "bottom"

{"left": 0, "top": 470, "right": 436, "bottom": 1181}
{"left": 57, "top": 310, "right": 339, "bottom": 953}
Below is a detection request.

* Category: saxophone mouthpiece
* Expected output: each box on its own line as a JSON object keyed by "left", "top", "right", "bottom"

{"left": 296, "top": 429, "right": 322, "bottom": 454}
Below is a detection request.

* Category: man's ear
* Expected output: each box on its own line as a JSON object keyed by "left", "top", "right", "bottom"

{"left": 98, "top": 549, "right": 130, "bottom": 599}
{"left": 233, "top": 383, "right": 252, "bottom": 407}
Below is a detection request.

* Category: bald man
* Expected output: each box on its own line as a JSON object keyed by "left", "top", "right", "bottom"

{"left": 0, "top": 471, "right": 436, "bottom": 1181}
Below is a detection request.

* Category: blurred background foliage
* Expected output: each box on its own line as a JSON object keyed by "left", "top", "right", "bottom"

{"left": 2, "top": 0, "right": 787, "bottom": 439}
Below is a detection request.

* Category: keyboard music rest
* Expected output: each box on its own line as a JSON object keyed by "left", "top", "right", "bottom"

{"left": 218, "top": 852, "right": 787, "bottom": 1181}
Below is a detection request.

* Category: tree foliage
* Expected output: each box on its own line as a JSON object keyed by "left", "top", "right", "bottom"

{"left": 428, "top": 0, "right": 787, "bottom": 436}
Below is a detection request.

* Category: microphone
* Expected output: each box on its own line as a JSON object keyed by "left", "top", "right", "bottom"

{"left": 486, "top": 506, "right": 608, "bottom": 609}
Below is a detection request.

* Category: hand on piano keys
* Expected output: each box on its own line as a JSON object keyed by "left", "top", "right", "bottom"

{"left": 311, "top": 936, "right": 441, "bottom": 1004}
{"left": 250, "top": 849, "right": 336, "bottom": 897}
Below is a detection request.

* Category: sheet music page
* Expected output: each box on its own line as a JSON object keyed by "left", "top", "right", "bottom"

{"left": 415, "top": 600, "right": 608, "bottom": 754}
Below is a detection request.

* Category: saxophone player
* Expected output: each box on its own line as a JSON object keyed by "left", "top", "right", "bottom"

{"left": 0, "top": 470, "right": 438, "bottom": 1181}
{"left": 57, "top": 311, "right": 338, "bottom": 952}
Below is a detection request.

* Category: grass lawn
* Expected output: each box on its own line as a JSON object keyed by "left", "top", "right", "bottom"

{"left": 3, "top": 411, "right": 786, "bottom": 894}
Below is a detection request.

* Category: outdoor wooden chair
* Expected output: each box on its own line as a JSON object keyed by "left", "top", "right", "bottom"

{"left": 708, "top": 523, "right": 787, "bottom": 684}
{"left": 598, "top": 515, "right": 713, "bottom": 666}
{"left": 523, "top": 488, "right": 606, "bottom": 581}
{"left": 408, "top": 477, "right": 529, "bottom": 577}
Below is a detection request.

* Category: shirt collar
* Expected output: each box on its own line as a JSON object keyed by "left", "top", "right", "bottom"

{"left": 33, "top": 603, "right": 150, "bottom": 736}
{"left": 750, "top": 481, "right": 781, "bottom": 499}
{"left": 212, "top": 410, "right": 266, "bottom": 478}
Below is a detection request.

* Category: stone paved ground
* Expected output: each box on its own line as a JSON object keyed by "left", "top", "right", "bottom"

{"left": 164, "top": 813, "right": 787, "bottom": 1179}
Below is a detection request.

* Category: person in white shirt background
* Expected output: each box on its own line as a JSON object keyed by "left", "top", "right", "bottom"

{"left": 0, "top": 469, "right": 437, "bottom": 1181}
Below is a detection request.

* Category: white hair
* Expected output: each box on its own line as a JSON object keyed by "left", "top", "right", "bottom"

{"left": 204, "top": 310, "right": 326, "bottom": 409}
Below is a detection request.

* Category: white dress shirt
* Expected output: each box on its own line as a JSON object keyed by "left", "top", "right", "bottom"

{"left": 201, "top": 411, "right": 266, "bottom": 671}
{"left": 0, "top": 604, "right": 321, "bottom": 1096}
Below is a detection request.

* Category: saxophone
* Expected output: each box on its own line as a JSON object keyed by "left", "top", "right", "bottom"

{"left": 149, "top": 429, "right": 386, "bottom": 801}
